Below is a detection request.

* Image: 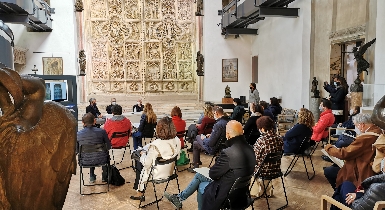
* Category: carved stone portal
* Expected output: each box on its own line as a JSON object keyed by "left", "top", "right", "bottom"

{"left": 85, "top": 0, "right": 196, "bottom": 95}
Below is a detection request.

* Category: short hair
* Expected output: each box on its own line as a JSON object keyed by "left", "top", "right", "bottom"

{"left": 250, "top": 83, "right": 256, "bottom": 89}
{"left": 256, "top": 116, "right": 275, "bottom": 131}
{"left": 252, "top": 103, "right": 264, "bottom": 114}
{"left": 111, "top": 98, "right": 116, "bottom": 101}
{"left": 156, "top": 117, "right": 177, "bottom": 140}
{"left": 270, "top": 97, "right": 279, "bottom": 106}
{"left": 322, "top": 99, "right": 332, "bottom": 109}
{"left": 111, "top": 105, "right": 122, "bottom": 115}
{"left": 213, "top": 106, "right": 224, "bottom": 115}
{"left": 171, "top": 106, "right": 182, "bottom": 118}
{"left": 88, "top": 98, "right": 96, "bottom": 103}
{"left": 233, "top": 98, "right": 241, "bottom": 105}
{"left": 354, "top": 106, "right": 360, "bottom": 113}
{"left": 82, "top": 112, "right": 95, "bottom": 125}
{"left": 259, "top": 101, "right": 269, "bottom": 109}
{"left": 353, "top": 113, "right": 372, "bottom": 124}
{"left": 297, "top": 108, "right": 315, "bottom": 128}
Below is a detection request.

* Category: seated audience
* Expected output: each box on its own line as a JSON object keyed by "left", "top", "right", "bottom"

{"left": 105, "top": 98, "right": 117, "bottom": 114}
{"left": 323, "top": 113, "right": 383, "bottom": 190}
{"left": 230, "top": 98, "right": 245, "bottom": 123}
{"left": 186, "top": 105, "right": 216, "bottom": 152}
{"left": 133, "top": 99, "right": 144, "bottom": 112}
{"left": 103, "top": 105, "right": 132, "bottom": 148}
{"left": 132, "top": 103, "right": 157, "bottom": 150}
{"left": 321, "top": 130, "right": 357, "bottom": 163}
{"left": 164, "top": 120, "right": 256, "bottom": 210}
{"left": 331, "top": 158, "right": 385, "bottom": 210}
{"left": 171, "top": 106, "right": 186, "bottom": 147}
{"left": 77, "top": 113, "right": 110, "bottom": 183}
{"left": 130, "top": 117, "right": 181, "bottom": 201}
{"left": 372, "top": 134, "right": 385, "bottom": 174}
{"left": 250, "top": 116, "right": 284, "bottom": 197}
{"left": 260, "top": 100, "right": 274, "bottom": 120}
{"left": 86, "top": 98, "right": 102, "bottom": 118}
{"left": 283, "top": 108, "right": 314, "bottom": 154}
{"left": 310, "top": 99, "right": 335, "bottom": 143}
{"left": 243, "top": 103, "right": 263, "bottom": 145}
{"left": 189, "top": 106, "right": 229, "bottom": 171}
{"left": 268, "top": 97, "right": 282, "bottom": 122}
{"left": 337, "top": 106, "right": 360, "bottom": 129}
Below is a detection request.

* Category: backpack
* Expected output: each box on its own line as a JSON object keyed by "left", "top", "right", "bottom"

{"left": 109, "top": 165, "right": 125, "bottom": 186}
{"left": 176, "top": 150, "right": 190, "bottom": 166}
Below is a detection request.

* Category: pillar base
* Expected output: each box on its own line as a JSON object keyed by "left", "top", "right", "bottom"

{"left": 350, "top": 92, "right": 363, "bottom": 108}
{"left": 310, "top": 98, "right": 321, "bottom": 122}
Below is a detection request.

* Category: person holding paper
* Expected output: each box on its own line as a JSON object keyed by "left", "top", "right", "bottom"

{"left": 323, "top": 113, "right": 382, "bottom": 190}
{"left": 164, "top": 120, "right": 256, "bottom": 210}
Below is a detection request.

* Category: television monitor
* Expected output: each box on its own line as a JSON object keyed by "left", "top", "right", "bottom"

{"left": 44, "top": 81, "right": 67, "bottom": 102}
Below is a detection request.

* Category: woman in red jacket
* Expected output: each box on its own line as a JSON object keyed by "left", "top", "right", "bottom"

{"left": 311, "top": 99, "right": 335, "bottom": 143}
{"left": 104, "top": 105, "right": 132, "bottom": 148}
{"left": 171, "top": 106, "right": 186, "bottom": 147}
{"left": 196, "top": 106, "right": 216, "bottom": 135}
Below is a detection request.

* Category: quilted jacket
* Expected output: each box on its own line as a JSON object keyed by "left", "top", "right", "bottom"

{"left": 311, "top": 109, "right": 335, "bottom": 141}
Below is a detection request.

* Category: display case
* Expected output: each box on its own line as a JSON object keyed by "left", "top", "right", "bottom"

{"left": 362, "top": 84, "right": 385, "bottom": 108}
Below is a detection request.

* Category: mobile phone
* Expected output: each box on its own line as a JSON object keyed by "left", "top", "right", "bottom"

{"left": 324, "top": 81, "right": 328, "bottom": 86}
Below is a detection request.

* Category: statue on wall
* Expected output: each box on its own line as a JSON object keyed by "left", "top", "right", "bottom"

{"left": 196, "top": 51, "right": 204, "bottom": 76}
{"left": 196, "top": 0, "right": 203, "bottom": 16}
{"left": 311, "top": 77, "right": 320, "bottom": 98}
{"left": 79, "top": 49, "right": 86, "bottom": 76}
{"left": 224, "top": 85, "right": 231, "bottom": 98}
{"left": 75, "top": 0, "right": 84, "bottom": 12}
{"left": 350, "top": 38, "right": 376, "bottom": 92}
{"left": 0, "top": 68, "right": 76, "bottom": 209}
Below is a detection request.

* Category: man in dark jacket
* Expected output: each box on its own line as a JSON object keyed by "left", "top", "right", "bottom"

{"left": 260, "top": 101, "right": 274, "bottom": 120}
{"left": 189, "top": 106, "right": 229, "bottom": 171}
{"left": 105, "top": 98, "right": 117, "bottom": 114}
{"left": 164, "top": 120, "right": 256, "bottom": 210}
{"left": 77, "top": 113, "right": 111, "bottom": 183}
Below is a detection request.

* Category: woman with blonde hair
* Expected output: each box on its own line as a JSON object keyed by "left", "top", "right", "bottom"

{"left": 132, "top": 103, "right": 157, "bottom": 149}
{"left": 283, "top": 108, "right": 314, "bottom": 154}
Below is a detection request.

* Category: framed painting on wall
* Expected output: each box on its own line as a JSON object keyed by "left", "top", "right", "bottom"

{"left": 42, "top": 57, "right": 63, "bottom": 75}
{"left": 222, "top": 58, "right": 238, "bottom": 82}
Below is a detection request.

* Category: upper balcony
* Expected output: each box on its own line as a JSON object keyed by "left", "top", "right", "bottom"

{"left": 0, "top": 0, "right": 54, "bottom": 32}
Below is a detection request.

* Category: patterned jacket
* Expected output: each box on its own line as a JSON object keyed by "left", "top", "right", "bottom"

{"left": 254, "top": 130, "right": 284, "bottom": 177}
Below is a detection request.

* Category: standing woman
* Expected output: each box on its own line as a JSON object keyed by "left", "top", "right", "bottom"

{"left": 329, "top": 76, "right": 348, "bottom": 124}
{"left": 249, "top": 83, "right": 260, "bottom": 109}
{"left": 132, "top": 103, "right": 157, "bottom": 150}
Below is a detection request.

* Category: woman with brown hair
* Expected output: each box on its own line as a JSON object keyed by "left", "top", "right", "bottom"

{"left": 132, "top": 103, "right": 157, "bottom": 150}
{"left": 196, "top": 105, "right": 216, "bottom": 135}
{"left": 130, "top": 117, "right": 181, "bottom": 201}
{"left": 283, "top": 108, "right": 314, "bottom": 154}
{"left": 243, "top": 103, "right": 263, "bottom": 145}
{"left": 171, "top": 106, "right": 186, "bottom": 147}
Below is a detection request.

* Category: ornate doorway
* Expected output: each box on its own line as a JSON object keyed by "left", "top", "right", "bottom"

{"left": 84, "top": 0, "right": 197, "bottom": 98}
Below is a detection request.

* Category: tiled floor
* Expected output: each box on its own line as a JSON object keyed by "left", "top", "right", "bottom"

{"left": 63, "top": 137, "right": 335, "bottom": 210}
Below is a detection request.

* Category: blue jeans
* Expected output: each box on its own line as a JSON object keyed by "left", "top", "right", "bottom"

{"left": 132, "top": 131, "right": 142, "bottom": 150}
{"left": 178, "top": 173, "right": 212, "bottom": 210}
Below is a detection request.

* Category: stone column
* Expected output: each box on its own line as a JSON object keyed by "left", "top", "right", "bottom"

{"left": 350, "top": 92, "right": 363, "bottom": 108}
{"left": 310, "top": 97, "right": 321, "bottom": 122}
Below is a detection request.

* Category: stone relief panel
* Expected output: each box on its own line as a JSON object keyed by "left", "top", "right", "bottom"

{"left": 85, "top": 0, "right": 196, "bottom": 95}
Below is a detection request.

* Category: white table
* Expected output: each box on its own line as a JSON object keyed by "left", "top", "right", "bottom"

{"left": 105, "top": 112, "right": 143, "bottom": 124}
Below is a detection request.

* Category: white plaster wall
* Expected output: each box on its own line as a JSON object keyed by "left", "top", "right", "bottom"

{"left": 203, "top": 0, "right": 253, "bottom": 102}
{"left": 9, "top": 0, "right": 78, "bottom": 75}
{"left": 251, "top": 0, "right": 311, "bottom": 109}
{"left": 375, "top": 0, "right": 385, "bottom": 85}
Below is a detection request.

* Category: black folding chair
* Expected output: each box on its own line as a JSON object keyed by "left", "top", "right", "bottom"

{"left": 221, "top": 175, "right": 254, "bottom": 210}
{"left": 143, "top": 123, "right": 157, "bottom": 145}
{"left": 208, "top": 137, "right": 226, "bottom": 167}
{"left": 310, "top": 127, "right": 330, "bottom": 155}
{"left": 250, "top": 151, "right": 288, "bottom": 210}
{"left": 110, "top": 131, "right": 131, "bottom": 170}
{"left": 284, "top": 137, "right": 315, "bottom": 180}
{"left": 79, "top": 143, "right": 110, "bottom": 195}
{"left": 139, "top": 156, "right": 181, "bottom": 210}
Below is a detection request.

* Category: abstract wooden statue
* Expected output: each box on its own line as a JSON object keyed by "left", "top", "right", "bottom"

{"left": 0, "top": 68, "right": 76, "bottom": 209}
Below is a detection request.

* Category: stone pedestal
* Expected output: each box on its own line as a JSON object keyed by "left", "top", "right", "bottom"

{"left": 222, "top": 98, "right": 233, "bottom": 104}
{"left": 310, "top": 97, "right": 321, "bottom": 122}
{"left": 350, "top": 92, "right": 363, "bottom": 108}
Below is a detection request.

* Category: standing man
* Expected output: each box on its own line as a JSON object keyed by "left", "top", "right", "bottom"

{"left": 133, "top": 99, "right": 144, "bottom": 112}
{"left": 164, "top": 120, "right": 256, "bottom": 209}
{"left": 106, "top": 98, "right": 117, "bottom": 114}
{"left": 249, "top": 83, "right": 260, "bottom": 109}
{"left": 77, "top": 113, "right": 111, "bottom": 183}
